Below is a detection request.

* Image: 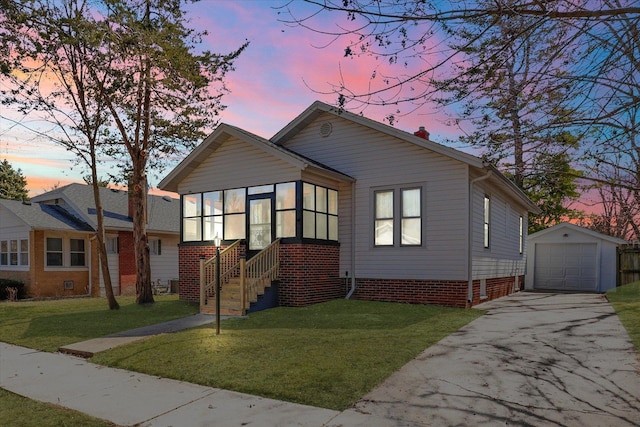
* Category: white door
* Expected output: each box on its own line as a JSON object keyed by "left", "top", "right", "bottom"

{"left": 534, "top": 243, "right": 598, "bottom": 291}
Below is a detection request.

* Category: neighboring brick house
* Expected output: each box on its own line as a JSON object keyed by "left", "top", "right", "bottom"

{"left": 159, "top": 101, "right": 539, "bottom": 310}
{"left": 0, "top": 183, "right": 179, "bottom": 298}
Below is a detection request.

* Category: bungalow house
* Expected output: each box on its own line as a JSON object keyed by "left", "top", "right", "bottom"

{"left": 0, "top": 183, "right": 179, "bottom": 298}
{"left": 159, "top": 101, "right": 539, "bottom": 314}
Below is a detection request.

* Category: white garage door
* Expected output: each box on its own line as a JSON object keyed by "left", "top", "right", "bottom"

{"left": 534, "top": 243, "right": 598, "bottom": 291}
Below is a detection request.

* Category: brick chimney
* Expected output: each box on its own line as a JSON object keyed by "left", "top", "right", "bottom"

{"left": 414, "top": 126, "right": 430, "bottom": 140}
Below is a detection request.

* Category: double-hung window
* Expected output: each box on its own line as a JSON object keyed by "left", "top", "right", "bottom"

{"left": 46, "top": 238, "right": 64, "bottom": 266}
{"left": 374, "top": 186, "right": 422, "bottom": 247}
{"left": 483, "top": 195, "right": 491, "bottom": 248}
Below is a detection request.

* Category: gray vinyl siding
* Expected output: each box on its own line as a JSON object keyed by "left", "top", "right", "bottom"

{"left": 471, "top": 183, "right": 528, "bottom": 279}
{"left": 177, "top": 136, "right": 302, "bottom": 194}
{"left": 281, "top": 113, "right": 469, "bottom": 281}
{"left": 149, "top": 233, "right": 179, "bottom": 288}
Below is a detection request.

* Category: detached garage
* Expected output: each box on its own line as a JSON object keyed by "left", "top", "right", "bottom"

{"left": 526, "top": 222, "right": 627, "bottom": 293}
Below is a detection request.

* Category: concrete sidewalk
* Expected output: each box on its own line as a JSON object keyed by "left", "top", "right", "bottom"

{"left": 1, "top": 342, "right": 398, "bottom": 426}
{"left": 2, "top": 292, "right": 639, "bottom": 426}
{"left": 59, "top": 313, "right": 224, "bottom": 358}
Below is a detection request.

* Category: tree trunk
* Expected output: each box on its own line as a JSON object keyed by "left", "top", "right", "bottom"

{"left": 90, "top": 152, "right": 119, "bottom": 309}
{"left": 132, "top": 170, "right": 154, "bottom": 304}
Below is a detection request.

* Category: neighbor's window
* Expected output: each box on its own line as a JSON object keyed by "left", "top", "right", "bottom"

{"left": 9, "top": 240, "right": 18, "bottom": 265}
{"left": 149, "top": 239, "right": 162, "bottom": 256}
{"left": 374, "top": 190, "right": 394, "bottom": 246}
{"left": 106, "top": 237, "right": 119, "bottom": 254}
{"left": 70, "top": 239, "right": 86, "bottom": 266}
{"left": 46, "top": 237, "right": 64, "bottom": 266}
{"left": 0, "top": 241, "right": 7, "bottom": 265}
{"left": 484, "top": 195, "right": 491, "bottom": 248}
{"left": 20, "top": 239, "right": 28, "bottom": 265}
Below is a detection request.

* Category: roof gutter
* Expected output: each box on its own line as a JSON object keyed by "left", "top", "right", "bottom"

{"left": 468, "top": 167, "right": 493, "bottom": 305}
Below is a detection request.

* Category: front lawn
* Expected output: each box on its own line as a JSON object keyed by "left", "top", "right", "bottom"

{"left": 607, "top": 281, "right": 640, "bottom": 352}
{"left": 90, "top": 299, "right": 483, "bottom": 410}
{"left": 0, "top": 295, "right": 198, "bottom": 352}
{"left": 0, "top": 389, "right": 116, "bottom": 427}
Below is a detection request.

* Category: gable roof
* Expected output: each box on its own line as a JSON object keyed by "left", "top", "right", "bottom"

{"left": 272, "top": 101, "right": 486, "bottom": 167}
{"left": 159, "top": 123, "right": 354, "bottom": 192}
{"left": 528, "top": 222, "right": 628, "bottom": 245}
{"left": 159, "top": 101, "right": 537, "bottom": 213}
{"left": 0, "top": 198, "right": 93, "bottom": 232}
{"left": 30, "top": 183, "right": 179, "bottom": 234}
{"left": 273, "top": 101, "right": 539, "bottom": 212}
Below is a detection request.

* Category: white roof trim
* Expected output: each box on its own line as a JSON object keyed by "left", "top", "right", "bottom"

{"left": 528, "top": 222, "right": 628, "bottom": 245}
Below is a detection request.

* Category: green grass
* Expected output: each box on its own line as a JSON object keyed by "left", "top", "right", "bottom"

{"left": 90, "top": 299, "right": 483, "bottom": 410}
{"left": 0, "top": 388, "right": 116, "bottom": 427}
{"left": 607, "top": 281, "right": 640, "bottom": 352}
{"left": 0, "top": 295, "right": 198, "bottom": 352}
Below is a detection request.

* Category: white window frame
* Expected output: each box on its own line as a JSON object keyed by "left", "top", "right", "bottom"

{"left": 45, "top": 236, "right": 88, "bottom": 269}
{"left": 373, "top": 184, "right": 424, "bottom": 248}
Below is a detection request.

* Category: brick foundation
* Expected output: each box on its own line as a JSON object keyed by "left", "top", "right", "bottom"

{"left": 352, "top": 275, "right": 523, "bottom": 308}
{"left": 178, "top": 241, "right": 520, "bottom": 308}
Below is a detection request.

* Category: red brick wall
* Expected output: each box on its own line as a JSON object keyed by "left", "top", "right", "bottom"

{"left": 352, "top": 278, "right": 469, "bottom": 308}
{"left": 118, "top": 231, "right": 136, "bottom": 295}
{"left": 178, "top": 244, "right": 218, "bottom": 302}
{"left": 177, "top": 241, "right": 520, "bottom": 308}
{"left": 278, "top": 244, "right": 343, "bottom": 307}
{"left": 352, "top": 275, "right": 523, "bottom": 308}
{"left": 469, "top": 275, "right": 523, "bottom": 306}
{"left": 177, "top": 242, "right": 343, "bottom": 306}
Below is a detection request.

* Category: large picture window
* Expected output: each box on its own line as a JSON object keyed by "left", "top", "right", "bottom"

{"left": 374, "top": 186, "right": 423, "bottom": 247}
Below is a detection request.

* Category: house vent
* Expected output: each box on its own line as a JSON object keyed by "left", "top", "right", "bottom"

{"left": 63, "top": 280, "right": 74, "bottom": 290}
{"left": 319, "top": 122, "right": 333, "bottom": 137}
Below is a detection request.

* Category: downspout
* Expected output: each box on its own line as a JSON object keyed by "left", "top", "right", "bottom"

{"left": 346, "top": 181, "right": 357, "bottom": 299}
{"left": 468, "top": 167, "right": 492, "bottom": 306}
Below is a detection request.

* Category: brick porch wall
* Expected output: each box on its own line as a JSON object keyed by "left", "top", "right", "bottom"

{"left": 278, "top": 243, "right": 343, "bottom": 307}
{"left": 178, "top": 244, "right": 218, "bottom": 303}
{"left": 177, "top": 242, "right": 343, "bottom": 307}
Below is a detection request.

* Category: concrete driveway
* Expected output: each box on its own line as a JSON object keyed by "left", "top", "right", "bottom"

{"left": 334, "top": 292, "right": 640, "bottom": 427}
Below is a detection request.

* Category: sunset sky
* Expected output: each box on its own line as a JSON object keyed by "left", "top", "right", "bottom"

{"left": 1, "top": 1, "right": 473, "bottom": 196}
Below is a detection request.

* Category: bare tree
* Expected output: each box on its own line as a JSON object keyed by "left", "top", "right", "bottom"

{"left": 1, "top": 0, "right": 248, "bottom": 304}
